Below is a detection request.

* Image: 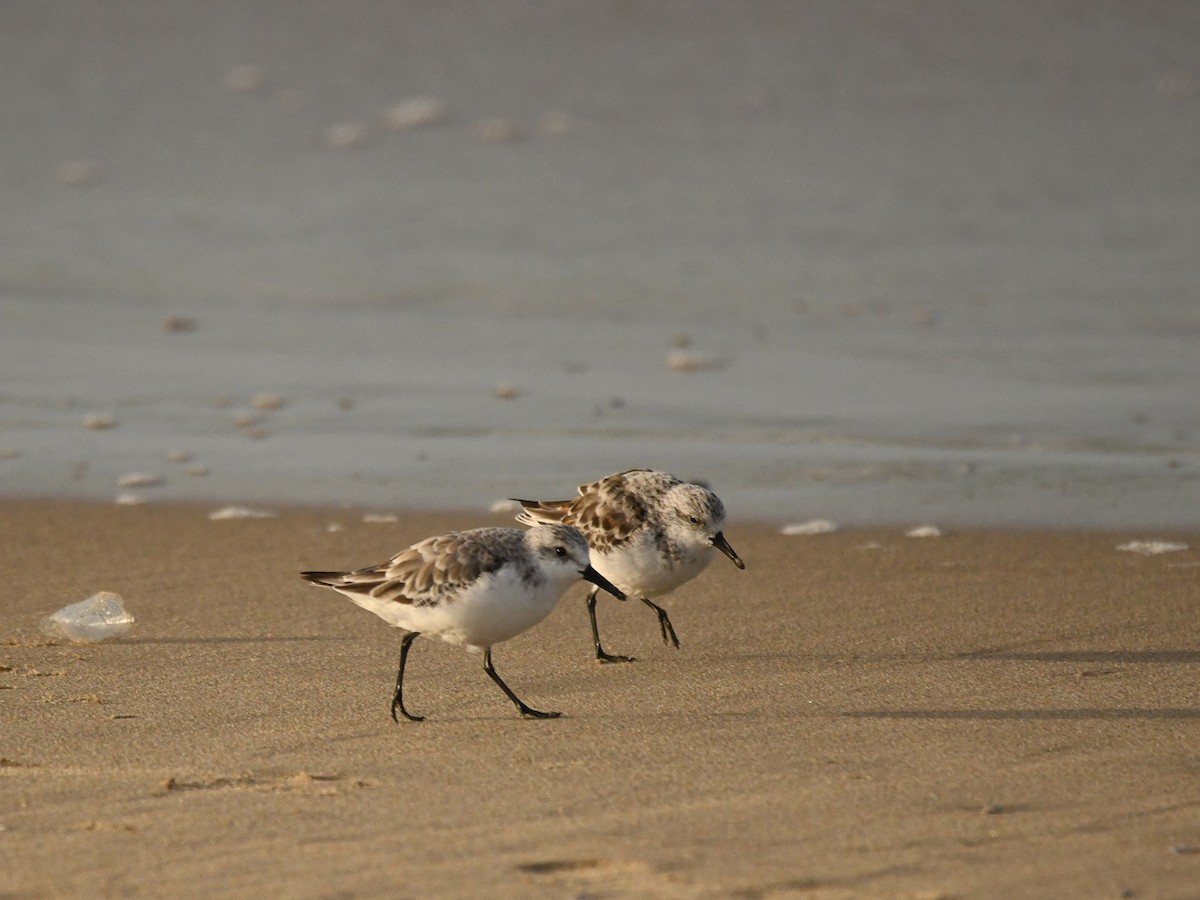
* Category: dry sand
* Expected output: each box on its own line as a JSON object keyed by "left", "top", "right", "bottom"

{"left": 2, "top": 501, "right": 1199, "bottom": 897}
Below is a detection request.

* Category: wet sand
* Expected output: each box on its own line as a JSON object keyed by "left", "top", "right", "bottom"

{"left": 3, "top": 501, "right": 1199, "bottom": 897}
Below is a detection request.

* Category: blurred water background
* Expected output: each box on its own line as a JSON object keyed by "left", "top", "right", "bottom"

{"left": 2, "top": 1, "right": 1197, "bottom": 526}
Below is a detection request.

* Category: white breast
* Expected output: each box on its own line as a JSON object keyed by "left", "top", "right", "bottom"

{"left": 591, "top": 531, "right": 714, "bottom": 599}
{"left": 341, "top": 565, "right": 564, "bottom": 650}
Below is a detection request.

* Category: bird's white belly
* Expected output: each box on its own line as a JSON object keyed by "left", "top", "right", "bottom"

{"left": 345, "top": 567, "right": 562, "bottom": 649}
{"left": 593, "top": 539, "right": 712, "bottom": 599}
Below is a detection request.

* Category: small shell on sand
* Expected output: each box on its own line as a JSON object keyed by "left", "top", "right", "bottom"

{"left": 664, "top": 350, "right": 722, "bottom": 373}
{"left": 472, "top": 118, "right": 520, "bottom": 144}
{"left": 382, "top": 96, "right": 446, "bottom": 131}
{"left": 224, "top": 64, "right": 265, "bottom": 94}
{"left": 325, "top": 122, "right": 370, "bottom": 149}
{"left": 166, "top": 450, "right": 193, "bottom": 464}
{"left": 493, "top": 383, "right": 521, "bottom": 400}
{"left": 209, "top": 506, "right": 276, "bottom": 520}
{"left": 490, "top": 499, "right": 521, "bottom": 515}
{"left": 326, "top": 522, "right": 345, "bottom": 533}
{"left": 905, "top": 525, "right": 943, "bottom": 538}
{"left": 1117, "top": 540, "right": 1188, "bottom": 555}
{"left": 57, "top": 161, "right": 103, "bottom": 188}
{"left": 1157, "top": 72, "right": 1195, "bottom": 97}
{"left": 252, "top": 393, "right": 285, "bottom": 411}
{"left": 82, "top": 414, "right": 116, "bottom": 430}
{"left": 279, "top": 91, "right": 303, "bottom": 113}
{"left": 540, "top": 111, "right": 573, "bottom": 137}
{"left": 363, "top": 513, "right": 399, "bottom": 524}
{"left": 114, "top": 493, "right": 146, "bottom": 506}
{"left": 117, "top": 473, "right": 162, "bottom": 488}
{"left": 781, "top": 519, "right": 838, "bottom": 536}
{"left": 186, "top": 464, "right": 209, "bottom": 477}
{"left": 161, "top": 315, "right": 196, "bottom": 334}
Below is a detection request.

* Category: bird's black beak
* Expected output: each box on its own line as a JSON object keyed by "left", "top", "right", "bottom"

{"left": 582, "top": 565, "right": 626, "bottom": 601}
{"left": 711, "top": 531, "right": 746, "bottom": 569}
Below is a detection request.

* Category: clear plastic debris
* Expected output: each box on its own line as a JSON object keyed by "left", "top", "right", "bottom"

{"left": 44, "top": 592, "right": 135, "bottom": 642}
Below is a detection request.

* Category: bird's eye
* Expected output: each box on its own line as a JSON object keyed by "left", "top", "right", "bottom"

{"left": 554, "top": 546, "right": 567, "bottom": 557}
{"left": 689, "top": 515, "right": 700, "bottom": 525}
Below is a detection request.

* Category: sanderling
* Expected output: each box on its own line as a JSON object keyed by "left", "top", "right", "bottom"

{"left": 301, "top": 524, "right": 624, "bottom": 721}
{"left": 514, "top": 468, "right": 745, "bottom": 663}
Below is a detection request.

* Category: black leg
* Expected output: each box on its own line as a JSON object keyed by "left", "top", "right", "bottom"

{"left": 483, "top": 647, "right": 560, "bottom": 719}
{"left": 390, "top": 631, "right": 424, "bottom": 723}
{"left": 642, "top": 599, "right": 680, "bottom": 649}
{"left": 587, "top": 586, "right": 636, "bottom": 663}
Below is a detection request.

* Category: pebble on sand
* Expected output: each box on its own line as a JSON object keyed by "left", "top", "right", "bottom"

{"left": 905, "top": 525, "right": 943, "bottom": 538}
{"left": 540, "top": 111, "right": 573, "bottom": 137}
{"left": 166, "top": 450, "right": 193, "bottom": 464}
{"left": 1157, "top": 72, "right": 1195, "bottom": 97}
{"left": 493, "top": 383, "right": 521, "bottom": 400}
{"left": 57, "top": 161, "right": 103, "bottom": 188}
{"left": 781, "top": 519, "right": 838, "bottom": 536}
{"left": 472, "top": 118, "right": 520, "bottom": 144}
{"left": 362, "top": 513, "right": 399, "bottom": 524}
{"left": 117, "top": 473, "right": 163, "bottom": 488}
{"left": 279, "top": 91, "right": 303, "bottom": 113}
{"left": 224, "top": 64, "right": 265, "bottom": 94}
{"left": 325, "top": 122, "right": 370, "bottom": 149}
{"left": 664, "top": 350, "right": 722, "bottom": 372}
{"left": 82, "top": 414, "right": 116, "bottom": 430}
{"left": 252, "top": 393, "right": 285, "bottom": 411}
{"left": 161, "top": 315, "right": 197, "bottom": 334}
{"left": 382, "top": 97, "right": 446, "bottom": 131}
{"left": 209, "top": 506, "right": 276, "bottom": 520}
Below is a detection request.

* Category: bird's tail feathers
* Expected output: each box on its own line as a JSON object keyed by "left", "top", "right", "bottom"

{"left": 511, "top": 498, "right": 571, "bottom": 528}
{"left": 300, "top": 570, "right": 344, "bottom": 587}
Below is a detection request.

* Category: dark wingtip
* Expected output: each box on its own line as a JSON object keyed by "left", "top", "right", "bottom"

{"left": 300, "top": 571, "right": 339, "bottom": 585}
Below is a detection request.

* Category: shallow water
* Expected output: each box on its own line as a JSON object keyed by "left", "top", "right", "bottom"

{"left": 2, "top": 2, "right": 1197, "bottom": 526}
{"left": 2, "top": 291, "right": 1196, "bottom": 527}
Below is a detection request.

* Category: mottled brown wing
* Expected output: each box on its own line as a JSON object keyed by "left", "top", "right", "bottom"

{"left": 564, "top": 471, "right": 650, "bottom": 551}
{"left": 309, "top": 531, "right": 506, "bottom": 608}
{"left": 375, "top": 532, "right": 505, "bottom": 604}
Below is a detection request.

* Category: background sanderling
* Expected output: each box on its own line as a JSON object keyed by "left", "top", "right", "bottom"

{"left": 515, "top": 468, "right": 745, "bottom": 663}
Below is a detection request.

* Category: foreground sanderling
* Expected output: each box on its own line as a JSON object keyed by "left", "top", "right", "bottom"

{"left": 301, "top": 524, "right": 624, "bottom": 720}
{"left": 515, "top": 469, "right": 745, "bottom": 663}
